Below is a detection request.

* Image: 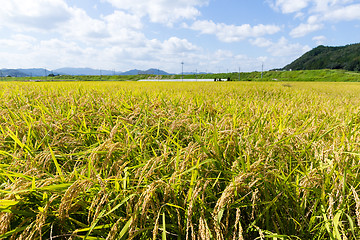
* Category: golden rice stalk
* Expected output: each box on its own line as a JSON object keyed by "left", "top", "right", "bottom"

{"left": 328, "top": 193, "right": 334, "bottom": 220}
{"left": 212, "top": 181, "right": 240, "bottom": 239}
{"left": 351, "top": 186, "right": 360, "bottom": 228}
{"left": 213, "top": 173, "right": 250, "bottom": 222}
{"left": 233, "top": 208, "right": 244, "bottom": 240}
{"left": 199, "top": 216, "right": 211, "bottom": 240}
{"left": 106, "top": 217, "right": 124, "bottom": 240}
{"left": 152, "top": 210, "right": 162, "bottom": 240}
{"left": 59, "top": 179, "right": 92, "bottom": 220}
{"left": 185, "top": 180, "right": 208, "bottom": 240}
{"left": 17, "top": 222, "right": 36, "bottom": 240}
{"left": 90, "top": 192, "right": 109, "bottom": 226}
{"left": 0, "top": 212, "right": 12, "bottom": 235}
{"left": 129, "top": 180, "right": 164, "bottom": 238}
{"left": 251, "top": 188, "right": 259, "bottom": 221}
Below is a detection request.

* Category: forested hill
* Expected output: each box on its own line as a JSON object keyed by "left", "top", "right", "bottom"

{"left": 284, "top": 43, "right": 360, "bottom": 71}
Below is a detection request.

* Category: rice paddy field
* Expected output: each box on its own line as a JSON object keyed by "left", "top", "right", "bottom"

{"left": 1, "top": 81, "right": 360, "bottom": 239}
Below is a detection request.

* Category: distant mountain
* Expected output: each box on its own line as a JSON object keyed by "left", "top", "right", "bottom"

{"left": 0, "top": 69, "right": 27, "bottom": 77}
{"left": 54, "top": 68, "right": 122, "bottom": 76}
{"left": 284, "top": 43, "right": 360, "bottom": 71}
{"left": 120, "top": 69, "right": 141, "bottom": 75}
{"left": 183, "top": 71, "right": 208, "bottom": 75}
{"left": 0, "top": 68, "right": 59, "bottom": 77}
{"left": 18, "top": 68, "right": 54, "bottom": 77}
{"left": 54, "top": 68, "right": 170, "bottom": 76}
{"left": 122, "top": 68, "right": 170, "bottom": 75}
{"left": 0, "top": 67, "right": 171, "bottom": 77}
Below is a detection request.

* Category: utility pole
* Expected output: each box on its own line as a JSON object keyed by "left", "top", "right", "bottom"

{"left": 195, "top": 69, "right": 197, "bottom": 81}
{"left": 239, "top": 67, "right": 241, "bottom": 81}
{"left": 261, "top": 62, "right": 264, "bottom": 79}
{"left": 100, "top": 69, "right": 102, "bottom": 81}
{"left": 181, "top": 62, "right": 184, "bottom": 81}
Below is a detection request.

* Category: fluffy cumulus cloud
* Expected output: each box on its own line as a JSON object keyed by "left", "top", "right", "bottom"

{"left": 323, "top": 3, "right": 360, "bottom": 21}
{"left": 4, "top": 0, "right": 355, "bottom": 73}
{"left": 0, "top": 0, "right": 205, "bottom": 70}
{"left": 104, "top": 0, "right": 209, "bottom": 25}
{"left": 0, "top": 34, "right": 37, "bottom": 51}
{"left": 290, "top": 22, "right": 324, "bottom": 38}
{"left": 269, "top": 0, "right": 356, "bottom": 14}
{"left": 268, "top": 0, "right": 360, "bottom": 38}
{"left": 0, "top": 0, "right": 73, "bottom": 31}
{"left": 162, "top": 37, "right": 200, "bottom": 53}
{"left": 189, "top": 20, "right": 281, "bottom": 42}
{"left": 0, "top": 0, "right": 147, "bottom": 43}
{"left": 267, "top": 37, "right": 311, "bottom": 57}
{"left": 251, "top": 36, "right": 311, "bottom": 57}
{"left": 269, "top": 0, "right": 310, "bottom": 13}
{"left": 250, "top": 38, "right": 274, "bottom": 48}
{"left": 248, "top": 36, "right": 311, "bottom": 69}
{"left": 313, "top": 35, "right": 327, "bottom": 45}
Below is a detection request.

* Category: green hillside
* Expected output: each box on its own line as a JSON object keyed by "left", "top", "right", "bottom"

{"left": 284, "top": 43, "right": 360, "bottom": 71}
{"left": 177, "top": 69, "right": 360, "bottom": 82}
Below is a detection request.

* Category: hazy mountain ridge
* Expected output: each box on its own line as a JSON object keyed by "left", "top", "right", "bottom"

{"left": 0, "top": 68, "right": 171, "bottom": 77}
{"left": 284, "top": 43, "right": 360, "bottom": 71}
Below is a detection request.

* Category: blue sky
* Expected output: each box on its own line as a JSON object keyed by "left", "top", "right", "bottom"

{"left": 0, "top": 0, "right": 359, "bottom": 73}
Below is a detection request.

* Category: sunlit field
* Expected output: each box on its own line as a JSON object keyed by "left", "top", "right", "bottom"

{"left": 1, "top": 81, "right": 360, "bottom": 239}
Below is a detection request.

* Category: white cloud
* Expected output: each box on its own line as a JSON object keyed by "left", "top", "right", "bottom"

{"left": 104, "top": 0, "right": 209, "bottom": 25}
{"left": 290, "top": 22, "right": 324, "bottom": 38}
{"left": 269, "top": 0, "right": 310, "bottom": 13}
{"left": 0, "top": 35, "right": 37, "bottom": 54}
{"left": 2, "top": 0, "right": 352, "bottom": 73}
{"left": 289, "top": 15, "right": 323, "bottom": 38}
{"left": 243, "top": 37, "right": 309, "bottom": 70}
{"left": 61, "top": 8, "right": 109, "bottom": 40}
{"left": 0, "top": 0, "right": 145, "bottom": 45}
{"left": 100, "top": 11, "right": 146, "bottom": 46}
{"left": 0, "top": 0, "right": 72, "bottom": 31}
{"left": 58, "top": 9, "right": 146, "bottom": 47}
{"left": 250, "top": 38, "right": 273, "bottom": 48}
{"left": 269, "top": 0, "right": 360, "bottom": 37}
{"left": 214, "top": 50, "right": 234, "bottom": 59}
{"left": 0, "top": 0, "right": 206, "bottom": 72}
{"left": 268, "top": 0, "right": 356, "bottom": 14}
{"left": 323, "top": 3, "right": 360, "bottom": 21}
{"left": 268, "top": 37, "right": 311, "bottom": 57}
{"left": 312, "top": 35, "right": 327, "bottom": 45}
{"left": 250, "top": 37, "right": 311, "bottom": 58}
{"left": 0, "top": 30, "right": 203, "bottom": 72}
{"left": 162, "top": 37, "right": 200, "bottom": 53}
{"left": 189, "top": 20, "right": 281, "bottom": 42}
{"left": 104, "top": 10, "right": 143, "bottom": 30}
